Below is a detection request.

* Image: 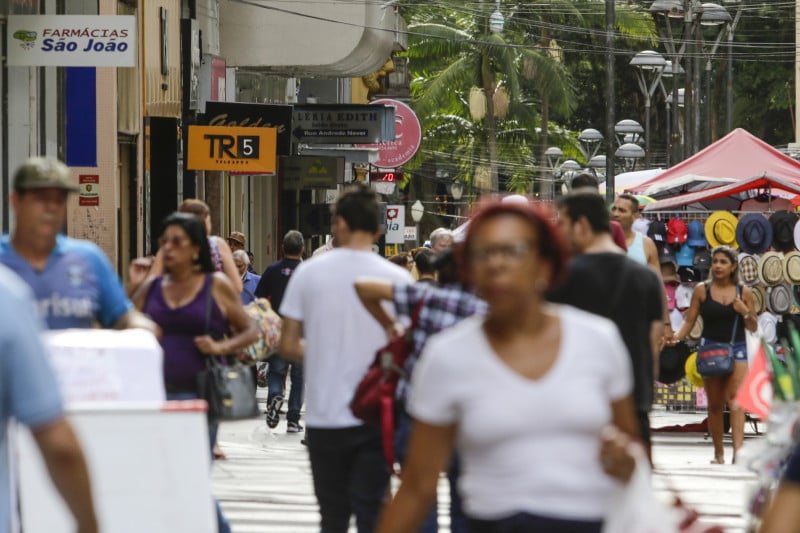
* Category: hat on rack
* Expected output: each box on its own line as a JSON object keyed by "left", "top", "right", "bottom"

{"left": 677, "top": 266, "right": 699, "bottom": 283}
{"left": 769, "top": 210, "right": 798, "bottom": 252}
{"left": 784, "top": 250, "right": 800, "bottom": 284}
{"left": 693, "top": 249, "right": 712, "bottom": 278}
{"left": 793, "top": 218, "right": 800, "bottom": 251}
{"left": 768, "top": 283, "right": 794, "bottom": 315}
{"left": 675, "top": 243, "right": 696, "bottom": 267}
{"left": 738, "top": 253, "right": 760, "bottom": 286}
{"left": 758, "top": 251, "right": 785, "bottom": 286}
{"left": 752, "top": 284, "right": 767, "bottom": 314}
{"left": 705, "top": 211, "right": 739, "bottom": 248}
{"left": 758, "top": 312, "right": 779, "bottom": 345}
{"left": 667, "top": 218, "right": 689, "bottom": 245}
{"left": 736, "top": 213, "right": 772, "bottom": 254}
{"left": 687, "top": 220, "right": 707, "bottom": 247}
{"left": 659, "top": 245, "right": 676, "bottom": 265}
{"left": 648, "top": 219, "right": 668, "bottom": 244}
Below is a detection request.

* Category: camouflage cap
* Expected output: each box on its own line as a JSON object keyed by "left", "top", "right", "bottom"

{"left": 13, "top": 157, "right": 79, "bottom": 193}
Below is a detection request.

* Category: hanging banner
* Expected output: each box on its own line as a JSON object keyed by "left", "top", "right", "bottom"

{"left": 7, "top": 15, "right": 137, "bottom": 67}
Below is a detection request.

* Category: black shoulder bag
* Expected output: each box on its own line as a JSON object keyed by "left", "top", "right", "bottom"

{"left": 695, "top": 283, "right": 740, "bottom": 377}
{"left": 196, "top": 275, "right": 260, "bottom": 420}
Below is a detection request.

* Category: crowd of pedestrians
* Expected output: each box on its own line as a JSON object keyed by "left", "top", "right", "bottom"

{"left": 5, "top": 157, "right": 800, "bottom": 533}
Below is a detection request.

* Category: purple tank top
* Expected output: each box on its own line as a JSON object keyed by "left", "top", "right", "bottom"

{"left": 144, "top": 274, "right": 227, "bottom": 391}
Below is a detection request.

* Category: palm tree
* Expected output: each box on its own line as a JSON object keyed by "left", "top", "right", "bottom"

{"left": 404, "top": 1, "right": 576, "bottom": 193}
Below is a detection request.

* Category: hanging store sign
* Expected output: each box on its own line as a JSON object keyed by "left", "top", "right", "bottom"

{"left": 292, "top": 105, "right": 395, "bottom": 144}
{"left": 357, "top": 99, "right": 422, "bottom": 168}
{"left": 7, "top": 15, "right": 137, "bottom": 67}
{"left": 202, "top": 102, "right": 293, "bottom": 156}
{"left": 385, "top": 205, "right": 405, "bottom": 244}
{"left": 187, "top": 125, "right": 277, "bottom": 173}
{"left": 280, "top": 156, "right": 345, "bottom": 190}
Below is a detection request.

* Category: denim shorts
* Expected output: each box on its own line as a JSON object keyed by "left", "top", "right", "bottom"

{"left": 699, "top": 339, "right": 747, "bottom": 362}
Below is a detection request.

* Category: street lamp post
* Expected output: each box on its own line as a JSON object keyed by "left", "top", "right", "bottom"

{"left": 700, "top": 2, "right": 732, "bottom": 146}
{"left": 578, "top": 128, "right": 604, "bottom": 159}
{"left": 615, "top": 143, "right": 646, "bottom": 172}
{"left": 410, "top": 199, "right": 424, "bottom": 247}
{"left": 614, "top": 119, "right": 644, "bottom": 146}
{"left": 544, "top": 146, "right": 564, "bottom": 197}
{"left": 630, "top": 50, "right": 666, "bottom": 169}
{"left": 660, "top": 60, "right": 684, "bottom": 166}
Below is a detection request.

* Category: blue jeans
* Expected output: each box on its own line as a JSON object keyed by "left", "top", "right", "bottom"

{"left": 306, "top": 426, "right": 390, "bottom": 533}
{"left": 167, "top": 392, "right": 231, "bottom": 533}
{"left": 267, "top": 354, "right": 304, "bottom": 423}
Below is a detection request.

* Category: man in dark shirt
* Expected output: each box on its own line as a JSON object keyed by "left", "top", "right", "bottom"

{"left": 254, "top": 230, "right": 305, "bottom": 433}
{"left": 550, "top": 190, "right": 665, "bottom": 453}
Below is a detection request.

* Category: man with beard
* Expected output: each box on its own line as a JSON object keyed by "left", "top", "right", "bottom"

{"left": 551, "top": 190, "right": 664, "bottom": 454}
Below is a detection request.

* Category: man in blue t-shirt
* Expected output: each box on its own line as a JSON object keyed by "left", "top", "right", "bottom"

{"left": 0, "top": 265, "right": 97, "bottom": 533}
{"left": 254, "top": 230, "right": 304, "bottom": 433}
{"left": 0, "top": 157, "right": 157, "bottom": 333}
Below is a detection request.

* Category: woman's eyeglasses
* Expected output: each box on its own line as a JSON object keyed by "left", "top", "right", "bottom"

{"left": 469, "top": 242, "right": 532, "bottom": 264}
{"left": 158, "top": 236, "right": 190, "bottom": 248}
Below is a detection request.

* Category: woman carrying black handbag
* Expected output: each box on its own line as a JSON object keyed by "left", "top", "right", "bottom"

{"left": 132, "top": 212, "right": 257, "bottom": 533}
{"left": 669, "top": 246, "right": 757, "bottom": 464}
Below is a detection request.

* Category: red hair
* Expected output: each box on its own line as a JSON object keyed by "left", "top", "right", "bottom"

{"left": 459, "top": 200, "right": 569, "bottom": 289}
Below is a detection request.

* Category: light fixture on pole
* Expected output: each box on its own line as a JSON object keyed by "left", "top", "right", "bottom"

{"left": 614, "top": 119, "right": 644, "bottom": 146}
{"left": 410, "top": 199, "right": 424, "bottom": 247}
{"left": 615, "top": 143, "right": 645, "bottom": 172}
{"left": 698, "top": 2, "right": 732, "bottom": 146}
{"left": 489, "top": 0, "right": 504, "bottom": 34}
{"left": 587, "top": 155, "right": 607, "bottom": 183}
{"left": 449, "top": 180, "right": 464, "bottom": 223}
{"left": 630, "top": 50, "right": 666, "bottom": 169}
{"left": 545, "top": 146, "right": 564, "bottom": 168}
{"left": 660, "top": 60, "right": 684, "bottom": 167}
{"left": 578, "top": 128, "right": 604, "bottom": 159}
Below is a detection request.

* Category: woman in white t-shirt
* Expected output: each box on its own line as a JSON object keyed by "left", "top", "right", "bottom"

{"left": 376, "top": 200, "right": 641, "bottom": 533}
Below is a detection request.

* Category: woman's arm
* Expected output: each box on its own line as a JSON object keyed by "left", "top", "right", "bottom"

{"left": 672, "top": 284, "right": 704, "bottom": 342}
{"left": 354, "top": 278, "right": 403, "bottom": 340}
{"left": 737, "top": 286, "right": 758, "bottom": 333}
{"left": 376, "top": 420, "right": 456, "bottom": 533}
{"left": 214, "top": 237, "right": 244, "bottom": 293}
{"left": 193, "top": 273, "right": 257, "bottom": 355}
{"left": 600, "top": 395, "right": 640, "bottom": 483}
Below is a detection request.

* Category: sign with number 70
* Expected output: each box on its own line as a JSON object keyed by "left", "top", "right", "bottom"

{"left": 187, "top": 125, "right": 277, "bottom": 173}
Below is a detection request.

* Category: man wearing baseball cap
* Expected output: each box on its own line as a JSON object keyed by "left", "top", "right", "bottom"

{"left": 0, "top": 157, "right": 157, "bottom": 333}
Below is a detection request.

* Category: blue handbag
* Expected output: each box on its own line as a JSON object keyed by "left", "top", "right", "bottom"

{"left": 696, "top": 285, "right": 740, "bottom": 377}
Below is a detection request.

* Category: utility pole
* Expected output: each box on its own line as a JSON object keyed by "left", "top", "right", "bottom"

{"left": 605, "top": 0, "right": 616, "bottom": 204}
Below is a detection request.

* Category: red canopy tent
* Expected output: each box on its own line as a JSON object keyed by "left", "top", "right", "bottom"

{"left": 627, "top": 128, "right": 800, "bottom": 199}
{"left": 642, "top": 174, "right": 800, "bottom": 212}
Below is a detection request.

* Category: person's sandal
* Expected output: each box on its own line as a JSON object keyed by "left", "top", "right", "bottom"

{"left": 710, "top": 455, "right": 724, "bottom": 464}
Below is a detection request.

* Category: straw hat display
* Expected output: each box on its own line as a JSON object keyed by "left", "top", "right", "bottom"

{"left": 784, "top": 251, "right": 800, "bottom": 285}
{"left": 759, "top": 251, "right": 785, "bottom": 286}
{"left": 751, "top": 285, "right": 767, "bottom": 315}
{"left": 704, "top": 211, "right": 739, "bottom": 248}
{"left": 769, "top": 210, "right": 799, "bottom": 252}
{"left": 688, "top": 315, "right": 704, "bottom": 341}
{"left": 738, "top": 253, "right": 760, "bottom": 286}
{"left": 768, "top": 283, "right": 794, "bottom": 315}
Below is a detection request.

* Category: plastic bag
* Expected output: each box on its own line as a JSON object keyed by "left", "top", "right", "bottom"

{"left": 602, "top": 453, "right": 680, "bottom": 533}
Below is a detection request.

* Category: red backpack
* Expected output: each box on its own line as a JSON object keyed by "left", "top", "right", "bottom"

{"left": 351, "top": 301, "right": 423, "bottom": 470}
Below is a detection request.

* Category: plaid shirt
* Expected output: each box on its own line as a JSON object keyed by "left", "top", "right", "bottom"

{"left": 393, "top": 282, "right": 487, "bottom": 401}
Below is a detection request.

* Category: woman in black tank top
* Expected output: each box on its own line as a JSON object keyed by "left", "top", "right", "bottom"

{"left": 671, "top": 246, "right": 757, "bottom": 464}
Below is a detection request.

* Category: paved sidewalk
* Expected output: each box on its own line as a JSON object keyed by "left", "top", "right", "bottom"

{"left": 212, "top": 397, "right": 760, "bottom": 532}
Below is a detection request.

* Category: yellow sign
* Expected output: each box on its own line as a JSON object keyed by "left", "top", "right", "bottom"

{"left": 187, "top": 125, "right": 277, "bottom": 173}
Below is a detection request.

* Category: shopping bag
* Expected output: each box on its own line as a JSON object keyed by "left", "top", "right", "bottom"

{"left": 237, "top": 297, "right": 282, "bottom": 364}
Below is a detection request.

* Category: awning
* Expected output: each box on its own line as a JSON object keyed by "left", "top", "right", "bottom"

{"left": 643, "top": 174, "right": 800, "bottom": 212}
